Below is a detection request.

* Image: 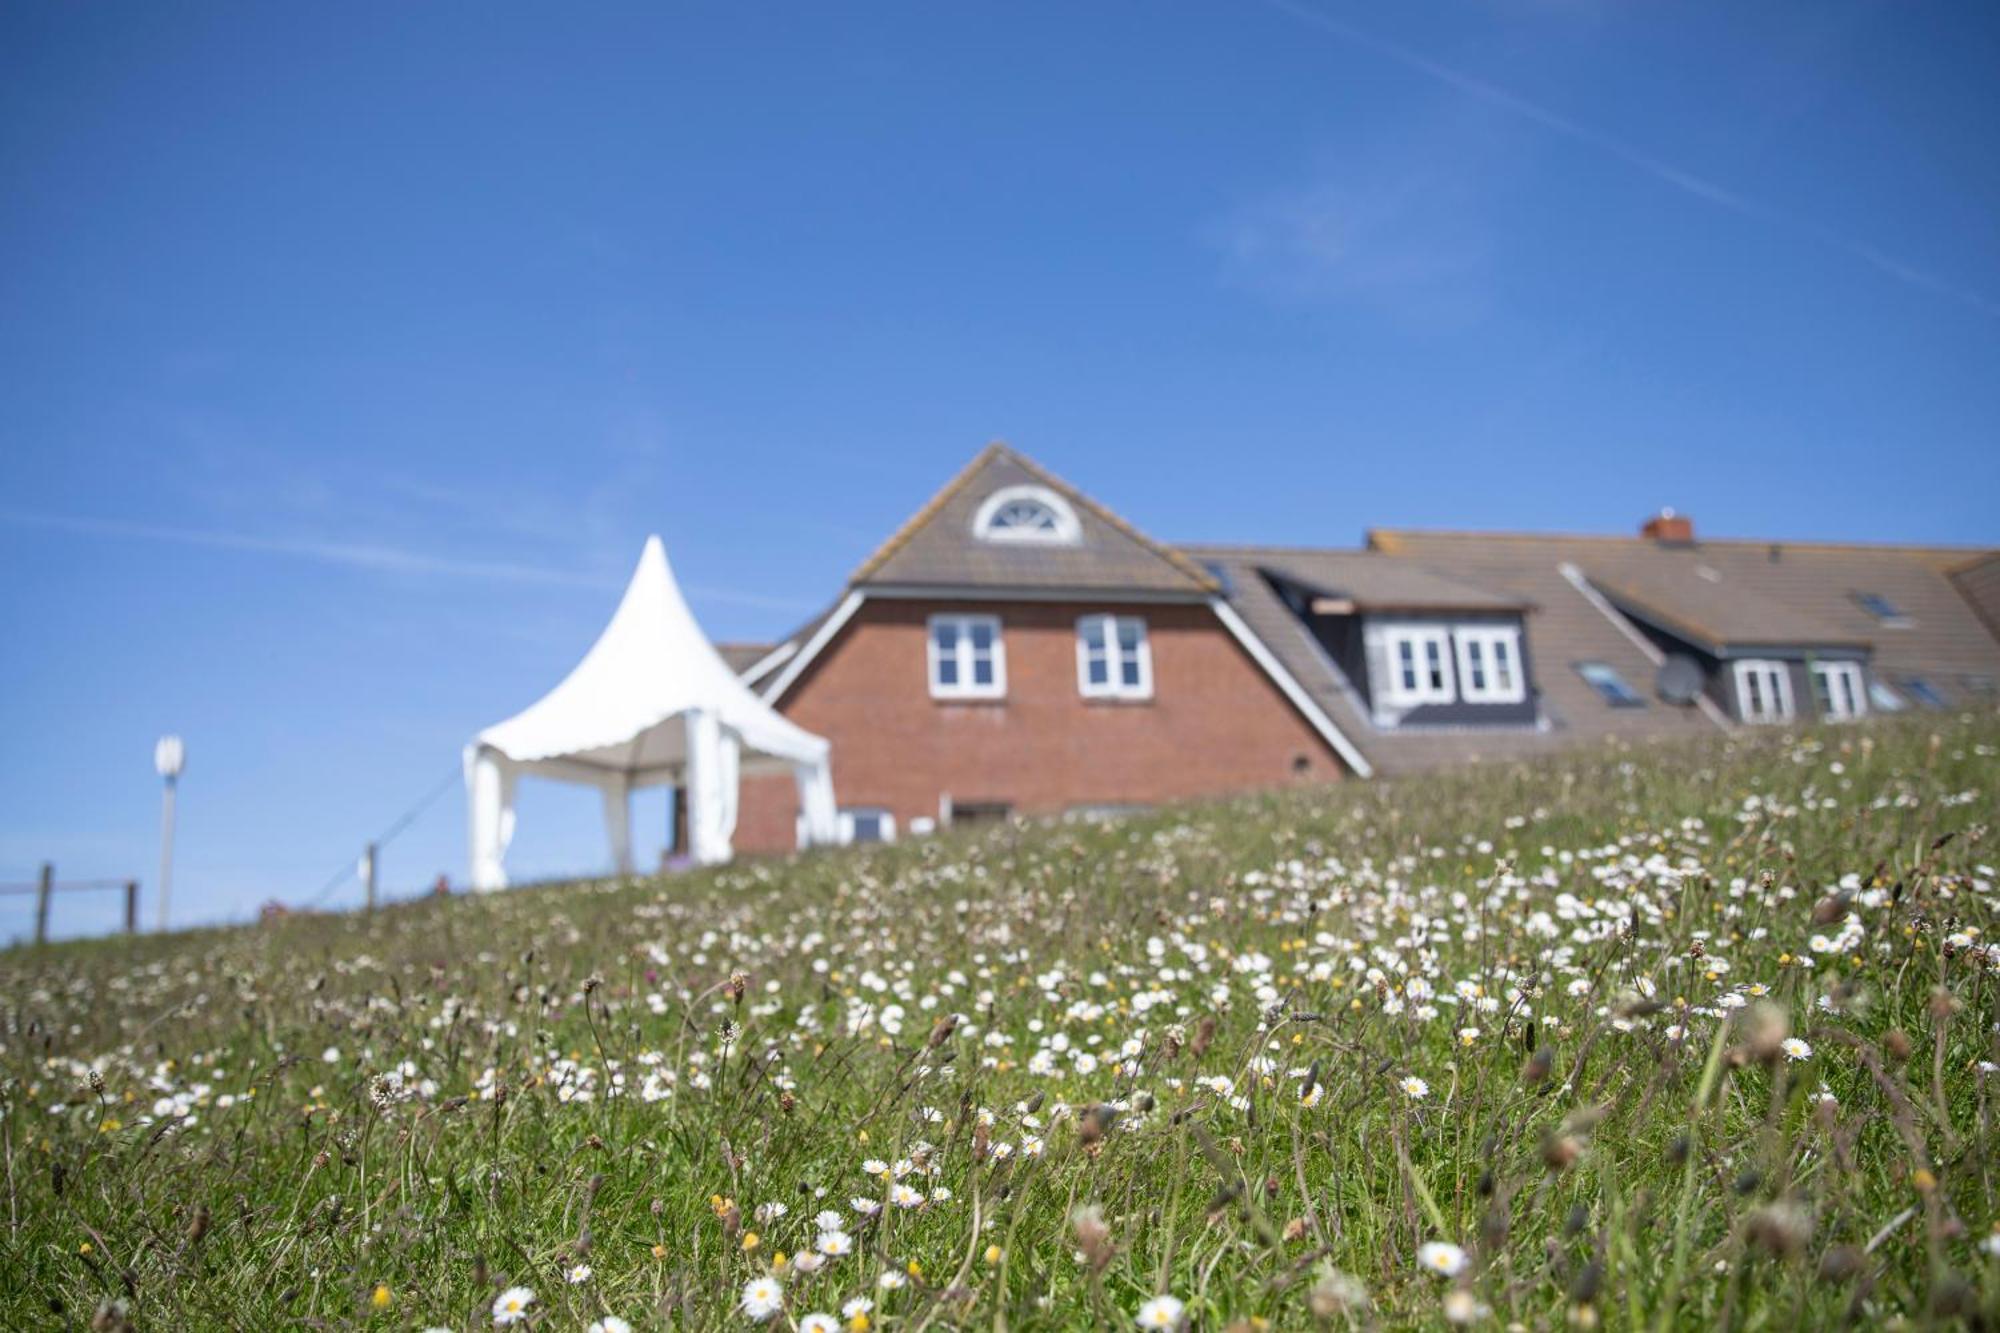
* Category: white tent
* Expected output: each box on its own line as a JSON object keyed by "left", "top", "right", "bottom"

{"left": 465, "top": 535, "right": 838, "bottom": 889}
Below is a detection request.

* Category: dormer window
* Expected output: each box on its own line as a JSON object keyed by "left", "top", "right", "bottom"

{"left": 973, "top": 485, "right": 1081, "bottom": 545}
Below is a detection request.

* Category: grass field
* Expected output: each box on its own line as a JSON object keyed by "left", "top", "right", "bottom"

{"left": 3, "top": 715, "right": 1998, "bottom": 1330}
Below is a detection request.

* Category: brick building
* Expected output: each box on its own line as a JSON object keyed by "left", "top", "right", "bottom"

{"left": 731, "top": 445, "right": 1368, "bottom": 852}
{"left": 720, "top": 443, "right": 2000, "bottom": 853}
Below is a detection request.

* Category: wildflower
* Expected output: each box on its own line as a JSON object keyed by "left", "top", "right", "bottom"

{"left": 800, "top": 1316, "right": 839, "bottom": 1333}
{"left": 1417, "top": 1241, "right": 1468, "bottom": 1277}
{"left": 891, "top": 1183, "right": 924, "bottom": 1209}
{"left": 1780, "top": 1037, "right": 1812, "bottom": 1062}
{"left": 491, "top": 1286, "right": 536, "bottom": 1326}
{"left": 567, "top": 1263, "right": 593, "bottom": 1284}
{"left": 877, "top": 1270, "right": 907, "bottom": 1290}
{"left": 1401, "top": 1076, "right": 1430, "bottom": 1100}
{"left": 984, "top": 1244, "right": 1004, "bottom": 1265}
{"left": 1442, "top": 1288, "right": 1489, "bottom": 1324}
{"left": 588, "top": 1320, "right": 633, "bottom": 1333}
{"left": 817, "top": 1230, "right": 854, "bottom": 1257}
{"left": 1308, "top": 1267, "right": 1369, "bottom": 1317}
{"left": 370, "top": 1283, "right": 392, "bottom": 1309}
{"left": 1135, "top": 1294, "right": 1186, "bottom": 1329}
{"left": 741, "top": 1275, "right": 784, "bottom": 1321}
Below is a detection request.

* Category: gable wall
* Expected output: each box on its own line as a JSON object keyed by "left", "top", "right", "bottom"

{"left": 734, "top": 596, "right": 1344, "bottom": 852}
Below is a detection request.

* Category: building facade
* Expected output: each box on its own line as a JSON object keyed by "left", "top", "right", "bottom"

{"left": 724, "top": 443, "right": 2000, "bottom": 850}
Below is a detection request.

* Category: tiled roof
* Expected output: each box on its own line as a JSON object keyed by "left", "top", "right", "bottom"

{"left": 1190, "top": 545, "right": 1712, "bottom": 777}
{"left": 1577, "top": 559, "right": 1866, "bottom": 653}
{"left": 850, "top": 443, "right": 1217, "bottom": 597}
{"left": 1372, "top": 530, "right": 2000, "bottom": 709}
{"left": 1188, "top": 545, "right": 1527, "bottom": 613}
{"left": 1950, "top": 552, "right": 2000, "bottom": 647}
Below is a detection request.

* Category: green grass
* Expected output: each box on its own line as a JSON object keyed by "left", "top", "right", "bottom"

{"left": 3, "top": 714, "right": 1998, "bottom": 1330}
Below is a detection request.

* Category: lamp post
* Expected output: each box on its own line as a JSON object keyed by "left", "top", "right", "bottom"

{"left": 154, "top": 735, "right": 184, "bottom": 932}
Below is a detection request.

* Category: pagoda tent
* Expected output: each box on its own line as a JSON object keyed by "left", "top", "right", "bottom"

{"left": 466, "top": 536, "right": 838, "bottom": 888}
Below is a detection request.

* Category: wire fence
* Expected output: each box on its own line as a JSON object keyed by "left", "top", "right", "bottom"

{"left": 4, "top": 765, "right": 466, "bottom": 945}
{"left": 0, "top": 867, "right": 139, "bottom": 944}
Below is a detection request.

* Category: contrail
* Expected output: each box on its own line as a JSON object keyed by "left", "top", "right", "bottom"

{"left": 1258, "top": 0, "right": 1998, "bottom": 319}
{"left": 0, "top": 507, "right": 823, "bottom": 611}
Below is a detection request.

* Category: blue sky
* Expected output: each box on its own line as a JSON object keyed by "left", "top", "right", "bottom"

{"left": 4, "top": 2, "right": 1996, "bottom": 935}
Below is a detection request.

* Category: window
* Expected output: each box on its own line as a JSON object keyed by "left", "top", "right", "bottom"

{"left": 1900, "top": 676, "right": 1947, "bottom": 708}
{"left": 972, "top": 485, "right": 1081, "bottom": 545}
{"left": 928, "top": 614, "right": 1005, "bottom": 699}
{"left": 1868, "top": 680, "right": 1907, "bottom": 712}
{"left": 1577, "top": 661, "right": 1645, "bottom": 707}
{"left": 839, "top": 808, "right": 896, "bottom": 845}
{"left": 1381, "top": 627, "right": 1454, "bottom": 706}
{"left": 1733, "top": 660, "right": 1794, "bottom": 723}
{"left": 1852, "top": 592, "right": 1911, "bottom": 627}
{"left": 1810, "top": 661, "right": 1867, "bottom": 720}
{"left": 947, "top": 800, "right": 1012, "bottom": 827}
{"left": 1077, "top": 614, "right": 1153, "bottom": 699}
{"left": 1454, "top": 627, "right": 1526, "bottom": 704}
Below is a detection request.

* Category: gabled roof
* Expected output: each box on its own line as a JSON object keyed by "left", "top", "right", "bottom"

{"left": 1580, "top": 562, "right": 1868, "bottom": 655}
{"left": 1372, "top": 528, "right": 2000, "bottom": 709}
{"left": 1949, "top": 552, "right": 2000, "bottom": 646}
{"left": 1190, "top": 545, "right": 1528, "bottom": 615}
{"left": 850, "top": 442, "right": 1218, "bottom": 597}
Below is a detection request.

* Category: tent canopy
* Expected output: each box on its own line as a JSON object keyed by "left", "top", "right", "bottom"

{"left": 466, "top": 536, "right": 837, "bottom": 887}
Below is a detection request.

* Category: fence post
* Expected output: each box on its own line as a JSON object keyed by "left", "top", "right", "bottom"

{"left": 125, "top": 881, "right": 139, "bottom": 935}
{"left": 35, "top": 863, "right": 53, "bottom": 946}
{"left": 364, "top": 842, "right": 378, "bottom": 913}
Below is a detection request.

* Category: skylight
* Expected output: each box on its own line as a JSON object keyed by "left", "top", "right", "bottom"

{"left": 1899, "top": 676, "right": 1947, "bottom": 708}
{"left": 1577, "top": 661, "right": 1644, "bottom": 707}
{"left": 1853, "top": 592, "right": 1911, "bottom": 626}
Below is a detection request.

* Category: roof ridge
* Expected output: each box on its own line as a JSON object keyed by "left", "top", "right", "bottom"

{"left": 847, "top": 442, "right": 1009, "bottom": 585}
{"left": 850, "top": 441, "right": 1217, "bottom": 593}
{"left": 1002, "top": 450, "right": 1219, "bottom": 593}
{"left": 1368, "top": 527, "right": 1999, "bottom": 556}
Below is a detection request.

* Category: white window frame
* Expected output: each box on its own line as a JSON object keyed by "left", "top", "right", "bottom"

{"left": 927, "top": 613, "right": 1006, "bottom": 699}
{"left": 1453, "top": 626, "right": 1526, "bottom": 704}
{"left": 971, "top": 484, "right": 1081, "bottom": 545}
{"left": 1381, "top": 626, "right": 1455, "bottom": 707}
{"left": 1076, "top": 614, "right": 1153, "bottom": 700}
{"left": 838, "top": 808, "right": 897, "bottom": 845}
{"left": 1810, "top": 661, "right": 1868, "bottom": 721}
{"left": 1733, "top": 659, "right": 1794, "bottom": 724}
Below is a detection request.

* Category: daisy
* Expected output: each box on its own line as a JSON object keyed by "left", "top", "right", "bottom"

{"left": 587, "top": 1320, "right": 632, "bottom": 1333}
{"left": 1135, "top": 1293, "right": 1187, "bottom": 1329}
{"left": 1401, "top": 1076, "right": 1430, "bottom": 1100}
{"left": 878, "top": 1270, "right": 908, "bottom": 1291}
{"left": 800, "top": 1316, "right": 839, "bottom": 1333}
{"left": 566, "top": 1263, "right": 593, "bottom": 1284}
{"left": 818, "top": 1230, "right": 854, "bottom": 1257}
{"left": 741, "top": 1275, "right": 784, "bottom": 1322}
{"left": 1417, "top": 1241, "right": 1468, "bottom": 1278}
{"left": 891, "top": 1183, "right": 924, "bottom": 1209}
{"left": 491, "top": 1286, "right": 536, "bottom": 1326}
{"left": 1780, "top": 1037, "right": 1812, "bottom": 1062}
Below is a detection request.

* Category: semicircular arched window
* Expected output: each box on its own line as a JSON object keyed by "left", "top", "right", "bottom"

{"left": 972, "top": 484, "right": 1081, "bottom": 545}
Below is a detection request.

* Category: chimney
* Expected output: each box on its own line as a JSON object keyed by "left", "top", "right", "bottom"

{"left": 1641, "top": 507, "right": 1694, "bottom": 545}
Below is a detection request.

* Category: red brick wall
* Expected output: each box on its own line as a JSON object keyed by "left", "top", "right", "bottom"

{"left": 735, "top": 598, "right": 1344, "bottom": 853}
